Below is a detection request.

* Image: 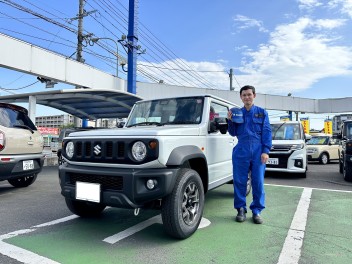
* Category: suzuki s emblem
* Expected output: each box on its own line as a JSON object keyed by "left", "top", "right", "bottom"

{"left": 94, "top": 144, "right": 101, "bottom": 155}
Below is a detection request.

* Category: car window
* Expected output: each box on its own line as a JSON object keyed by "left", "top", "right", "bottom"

{"left": 0, "top": 106, "right": 37, "bottom": 130}
{"left": 307, "top": 136, "right": 329, "bottom": 145}
{"left": 271, "top": 123, "right": 301, "bottom": 140}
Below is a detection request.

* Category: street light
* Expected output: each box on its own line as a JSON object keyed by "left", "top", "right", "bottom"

{"left": 91, "top": 37, "right": 119, "bottom": 77}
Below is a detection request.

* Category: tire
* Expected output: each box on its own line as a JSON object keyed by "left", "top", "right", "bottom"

{"left": 161, "top": 168, "right": 204, "bottom": 239}
{"left": 339, "top": 156, "right": 343, "bottom": 174}
{"left": 343, "top": 161, "right": 352, "bottom": 182}
{"left": 65, "top": 198, "right": 106, "bottom": 217}
{"left": 8, "top": 174, "right": 37, "bottom": 188}
{"left": 319, "top": 153, "right": 329, "bottom": 165}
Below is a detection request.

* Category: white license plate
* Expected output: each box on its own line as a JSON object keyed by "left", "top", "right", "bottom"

{"left": 267, "top": 158, "right": 279, "bottom": 165}
{"left": 76, "top": 182, "right": 100, "bottom": 203}
{"left": 23, "top": 160, "right": 34, "bottom": 170}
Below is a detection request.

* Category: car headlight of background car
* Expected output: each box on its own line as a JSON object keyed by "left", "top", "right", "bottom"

{"left": 307, "top": 148, "right": 318, "bottom": 153}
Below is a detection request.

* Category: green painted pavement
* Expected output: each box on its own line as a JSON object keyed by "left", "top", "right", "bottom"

{"left": 5, "top": 185, "right": 350, "bottom": 264}
{"left": 300, "top": 190, "right": 352, "bottom": 264}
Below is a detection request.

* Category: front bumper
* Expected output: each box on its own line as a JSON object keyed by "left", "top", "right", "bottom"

{"left": 59, "top": 163, "right": 180, "bottom": 208}
{"left": 0, "top": 153, "right": 44, "bottom": 181}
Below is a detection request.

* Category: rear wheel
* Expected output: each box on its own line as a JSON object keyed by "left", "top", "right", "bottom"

{"left": 319, "top": 153, "right": 329, "bottom": 165}
{"left": 161, "top": 168, "right": 204, "bottom": 239}
{"left": 8, "top": 174, "right": 37, "bottom": 188}
{"left": 65, "top": 198, "right": 106, "bottom": 217}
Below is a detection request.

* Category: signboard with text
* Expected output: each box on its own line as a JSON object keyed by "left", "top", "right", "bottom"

{"left": 300, "top": 117, "right": 310, "bottom": 134}
{"left": 37, "top": 127, "right": 59, "bottom": 135}
{"left": 324, "top": 119, "right": 332, "bottom": 135}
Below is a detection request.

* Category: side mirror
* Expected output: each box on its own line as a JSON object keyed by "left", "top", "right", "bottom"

{"left": 215, "top": 117, "right": 228, "bottom": 134}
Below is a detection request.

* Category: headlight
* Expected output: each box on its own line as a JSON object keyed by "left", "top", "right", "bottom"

{"left": 132, "top": 141, "right": 147, "bottom": 161}
{"left": 291, "top": 143, "right": 304, "bottom": 150}
{"left": 66, "top": 141, "right": 74, "bottom": 159}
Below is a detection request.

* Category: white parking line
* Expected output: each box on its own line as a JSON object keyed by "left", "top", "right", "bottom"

{"left": 0, "top": 215, "right": 77, "bottom": 264}
{"left": 103, "top": 215, "right": 212, "bottom": 244}
{"left": 0, "top": 241, "right": 60, "bottom": 264}
{"left": 103, "top": 215, "right": 163, "bottom": 244}
{"left": 277, "top": 187, "right": 312, "bottom": 264}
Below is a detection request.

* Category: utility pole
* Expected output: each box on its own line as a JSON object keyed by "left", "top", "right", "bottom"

{"left": 76, "top": 0, "right": 84, "bottom": 64}
{"left": 74, "top": 0, "right": 85, "bottom": 127}
{"left": 229, "top": 68, "right": 234, "bottom": 91}
{"left": 127, "top": 0, "right": 138, "bottom": 95}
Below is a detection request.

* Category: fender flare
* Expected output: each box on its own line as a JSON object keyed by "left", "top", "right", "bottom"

{"left": 166, "top": 145, "right": 206, "bottom": 166}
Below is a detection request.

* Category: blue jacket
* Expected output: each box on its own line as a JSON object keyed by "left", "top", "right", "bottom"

{"left": 228, "top": 105, "right": 272, "bottom": 154}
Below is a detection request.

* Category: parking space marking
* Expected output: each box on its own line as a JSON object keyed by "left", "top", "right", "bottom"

{"left": 103, "top": 215, "right": 212, "bottom": 244}
{"left": 103, "top": 214, "right": 162, "bottom": 244}
{"left": 0, "top": 215, "right": 78, "bottom": 264}
{"left": 278, "top": 187, "right": 312, "bottom": 264}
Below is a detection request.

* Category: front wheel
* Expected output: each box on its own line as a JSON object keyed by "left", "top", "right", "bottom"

{"left": 8, "top": 174, "right": 37, "bottom": 188}
{"left": 161, "top": 168, "right": 204, "bottom": 239}
{"left": 343, "top": 161, "right": 352, "bottom": 182}
{"left": 339, "top": 156, "right": 343, "bottom": 174}
{"left": 65, "top": 198, "right": 106, "bottom": 217}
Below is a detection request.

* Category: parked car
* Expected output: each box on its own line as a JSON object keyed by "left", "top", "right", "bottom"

{"left": 50, "top": 135, "right": 59, "bottom": 153}
{"left": 0, "top": 103, "right": 44, "bottom": 187}
{"left": 266, "top": 121, "right": 308, "bottom": 177}
{"left": 336, "top": 120, "right": 352, "bottom": 181}
{"left": 306, "top": 134, "right": 339, "bottom": 164}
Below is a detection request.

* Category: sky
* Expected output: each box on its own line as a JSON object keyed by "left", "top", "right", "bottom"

{"left": 1, "top": 0, "right": 352, "bottom": 130}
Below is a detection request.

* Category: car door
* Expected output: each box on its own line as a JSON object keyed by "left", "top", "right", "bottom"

{"left": 206, "top": 100, "right": 236, "bottom": 187}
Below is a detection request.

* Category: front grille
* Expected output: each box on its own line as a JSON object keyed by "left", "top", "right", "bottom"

{"left": 270, "top": 144, "right": 293, "bottom": 152}
{"left": 63, "top": 138, "right": 158, "bottom": 164}
{"left": 68, "top": 173, "right": 123, "bottom": 191}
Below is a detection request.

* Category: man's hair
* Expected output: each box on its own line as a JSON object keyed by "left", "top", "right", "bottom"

{"left": 240, "top": 85, "right": 256, "bottom": 95}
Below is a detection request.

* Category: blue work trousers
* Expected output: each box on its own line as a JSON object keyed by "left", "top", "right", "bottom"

{"left": 232, "top": 140, "right": 265, "bottom": 215}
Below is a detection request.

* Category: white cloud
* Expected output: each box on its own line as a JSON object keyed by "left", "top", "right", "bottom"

{"left": 236, "top": 17, "right": 352, "bottom": 94}
{"left": 298, "top": 0, "right": 323, "bottom": 9}
{"left": 233, "top": 15, "right": 268, "bottom": 33}
{"left": 333, "top": 0, "right": 352, "bottom": 17}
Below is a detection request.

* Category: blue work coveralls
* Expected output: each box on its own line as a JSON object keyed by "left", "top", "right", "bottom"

{"left": 228, "top": 105, "right": 272, "bottom": 215}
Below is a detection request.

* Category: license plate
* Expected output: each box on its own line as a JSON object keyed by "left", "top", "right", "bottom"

{"left": 267, "top": 158, "right": 279, "bottom": 165}
{"left": 23, "top": 160, "right": 34, "bottom": 170}
{"left": 76, "top": 182, "right": 100, "bottom": 203}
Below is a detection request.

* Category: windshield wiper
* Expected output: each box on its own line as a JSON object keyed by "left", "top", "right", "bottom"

{"left": 161, "top": 121, "right": 197, "bottom": 125}
{"left": 272, "top": 123, "right": 286, "bottom": 140}
{"left": 127, "top": 121, "right": 163, "bottom": 128}
{"left": 13, "top": 124, "right": 34, "bottom": 134}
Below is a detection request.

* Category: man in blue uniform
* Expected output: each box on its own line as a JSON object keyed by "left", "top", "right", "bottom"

{"left": 227, "top": 85, "right": 272, "bottom": 224}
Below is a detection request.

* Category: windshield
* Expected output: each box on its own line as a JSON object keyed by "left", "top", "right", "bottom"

{"left": 307, "top": 136, "right": 329, "bottom": 145}
{"left": 271, "top": 123, "right": 302, "bottom": 140}
{"left": 126, "top": 97, "right": 204, "bottom": 127}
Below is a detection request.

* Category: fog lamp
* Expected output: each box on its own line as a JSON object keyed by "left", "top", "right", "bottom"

{"left": 146, "top": 179, "right": 157, "bottom": 190}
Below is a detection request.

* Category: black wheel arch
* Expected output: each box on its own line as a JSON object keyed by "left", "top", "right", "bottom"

{"left": 166, "top": 145, "right": 209, "bottom": 192}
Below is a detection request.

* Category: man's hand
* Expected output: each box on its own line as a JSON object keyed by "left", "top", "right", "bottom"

{"left": 261, "top": 153, "right": 269, "bottom": 164}
{"left": 227, "top": 110, "right": 232, "bottom": 120}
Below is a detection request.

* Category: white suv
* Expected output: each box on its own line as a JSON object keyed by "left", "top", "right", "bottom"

{"left": 59, "top": 95, "right": 251, "bottom": 239}
{"left": 266, "top": 121, "right": 308, "bottom": 178}
{"left": 0, "top": 103, "right": 44, "bottom": 187}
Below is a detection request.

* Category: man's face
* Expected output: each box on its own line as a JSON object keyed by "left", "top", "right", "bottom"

{"left": 240, "top": 89, "right": 256, "bottom": 107}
